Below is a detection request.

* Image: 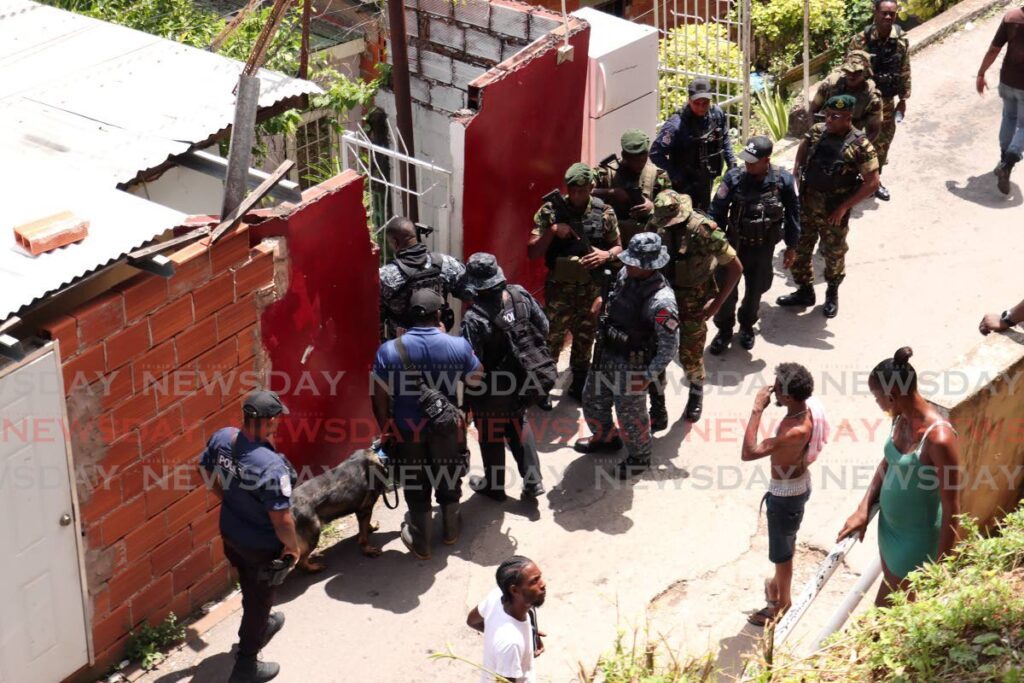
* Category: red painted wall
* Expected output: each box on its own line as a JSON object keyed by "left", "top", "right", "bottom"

{"left": 460, "top": 28, "right": 591, "bottom": 297}
{"left": 256, "top": 172, "right": 379, "bottom": 470}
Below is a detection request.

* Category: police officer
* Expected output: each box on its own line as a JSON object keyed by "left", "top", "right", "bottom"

{"left": 573, "top": 233, "right": 679, "bottom": 478}
{"left": 379, "top": 216, "right": 467, "bottom": 341}
{"left": 199, "top": 390, "right": 298, "bottom": 683}
{"left": 650, "top": 191, "right": 742, "bottom": 423}
{"left": 708, "top": 136, "right": 800, "bottom": 353}
{"left": 650, "top": 77, "right": 737, "bottom": 211}
{"left": 593, "top": 128, "right": 671, "bottom": 245}
{"left": 779, "top": 95, "right": 880, "bottom": 319}
{"left": 810, "top": 51, "right": 883, "bottom": 144}
{"left": 460, "top": 253, "right": 548, "bottom": 501}
{"left": 849, "top": 0, "right": 911, "bottom": 201}
{"left": 528, "top": 163, "right": 621, "bottom": 401}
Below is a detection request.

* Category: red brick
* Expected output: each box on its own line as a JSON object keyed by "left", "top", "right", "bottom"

{"left": 149, "top": 528, "right": 193, "bottom": 575}
{"left": 194, "top": 337, "right": 238, "bottom": 380}
{"left": 93, "top": 603, "right": 131, "bottom": 653}
{"left": 168, "top": 242, "right": 212, "bottom": 299}
{"left": 207, "top": 226, "right": 250, "bottom": 274}
{"left": 164, "top": 591, "right": 191, "bottom": 626}
{"left": 118, "top": 274, "right": 169, "bottom": 323}
{"left": 111, "top": 391, "right": 157, "bottom": 438}
{"left": 203, "top": 401, "right": 240, "bottom": 439}
{"left": 103, "top": 432, "right": 141, "bottom": 471}
{"left": 154, "top": 368, "right": 198, "bottom": 410}
{"left": 193, "top": 271, "right": 235, "bottom": 320}
{"left": 133, "top": 339, "right": 176, "bottom": 389}
{"left": 191, "top": 507, "right": 220, "bottom": 547}
{"left": 225, "top": 357, "right": 258, "bottom": 397}
{"left": 108, "top": 558, "right": 152, "bottom": 606}
{"left": 121, "top": 456, "right": 161, "bottom": 503}
{"left": 174, "top": 315, "right": 217, "bottom": 366}
{"left": 63, "top": 344, "right": 105, "bottom": 394}
{"left": 173, "top": 546, "right": 212, "bottom": 593}
{"left": 144, "top": 470, "right": 189, "bottom": 519}
{"left": 99, "top": 494, "right": 146, "bottom": 545}
{"left": 237, "top": 324, "right": 260, "bottom": 362}
{"left": 125, "top": 513, "right": 168, "bottom": 562}
{"left": 139, "top": 404, "right": 184, "bottom": 458}
{"left": 96, "top": 368, "right": 134, "bottom": 411}
{"left": 41, "top": 315, "right": 78, "bottom": 358}
{"left": 94, "top": 636, "right": 131, "bottom": 679}
{"left": 149, "top": 296, "right": 194, "bottom": 345}
{"left": 216, "top": 295, "right": 257, "bottom": 341}
{"left": 165, "top": 487, "right": 208, "bottom": 536}
{"left": 130, "top": 574, "right": 173, "bottom": 626}
{"left": 75, "top": 292, "right": 125, "bottom": 347}
{"left": 105, "top": 322, "right": 151, "bottom": 371}
{"left": 162, "top": 426, "right": 206, "bottom": 470}
{"left": 81, "top": 479, "right": 121, "bottom": 524}
{"left": 92, "top": 588, "right": 111, "bottom": 621}
{"left": 86, "top": 522, "right": 103, "bottom": 550}
{"left": 233, "top": 250, "right": 274, "bottom": 295}
{"left": 181, "top": 384, "right": 224, "bottom": 426}
{"left": 210, "top": 539, "right": 226, "bottom": 567}
{"left": 189, "top": 562, "right": 232, "bottom": 610}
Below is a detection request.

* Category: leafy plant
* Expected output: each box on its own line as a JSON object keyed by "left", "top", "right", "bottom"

{"left": 752, "top": 87, "right": 791, "bottom": 141}
{"left": 581, "top": 628, "right": 716, "bottom": 682}
{"left": 900, "top": 0, "right": 959, "bottom": 21}
{"left": 658, "top": 23, "right": 743, "bottom": 123}
{"left": 124, "top": 613, "right": 186, "bottom": 671}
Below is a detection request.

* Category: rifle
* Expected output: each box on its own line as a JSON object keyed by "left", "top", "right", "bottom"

{"left": 541, "top": 189, "right": 589, "bottom": 249}
{"left": 414, "top": 222, "right": 434, "bottom": 242}
{"left": 597, "top": 153, "right": 619, "bottom": 169}
{"left": 591, "top": 267, "right": 616, "bottom": 366}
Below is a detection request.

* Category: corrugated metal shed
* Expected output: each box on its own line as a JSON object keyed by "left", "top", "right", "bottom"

{"left": 0, "top": 0, "right": 322, "bottom": 321}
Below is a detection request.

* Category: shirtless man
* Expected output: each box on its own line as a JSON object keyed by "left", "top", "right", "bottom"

{"left": 741, "top": 363, "right": 824, "bottom": 626}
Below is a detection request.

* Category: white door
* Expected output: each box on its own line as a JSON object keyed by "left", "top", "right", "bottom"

{"left": 586, "top": 91, "right": 659, "bottom": 166}
{"left": 0, "top": 348, "right": 90, "bottom": 682}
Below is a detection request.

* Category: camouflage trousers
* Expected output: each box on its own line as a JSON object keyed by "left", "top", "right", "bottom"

{"left": 544, "top": 279, "right": 600, "bottom": 374}
{"left": 582, "top": 355, "right": 652, "bottom": 461}
{"left": 790, "top": 189, "right": 851, "bottom": 288}
{"left": 676, "top": 282, "right": 716, "bottom": 384}
{"left": 876, "top": 97, "right": 897, "bottom": 171}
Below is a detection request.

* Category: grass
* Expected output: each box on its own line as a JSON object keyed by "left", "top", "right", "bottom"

{"left": 123, "top": 613, "right": 186, "bottom": 671}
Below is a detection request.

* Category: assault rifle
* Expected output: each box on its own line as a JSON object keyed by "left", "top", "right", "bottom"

{"left": 542, "top": 189, "right": 589, "bottom": 249}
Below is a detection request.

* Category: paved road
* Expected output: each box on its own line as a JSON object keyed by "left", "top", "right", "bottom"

{"left": 138, "top": 9, "right": 1022, "bottom": 683}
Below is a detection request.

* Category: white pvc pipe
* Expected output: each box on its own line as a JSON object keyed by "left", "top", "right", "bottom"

{"left": 811, "top": 555, "right": 882, "bottom": 651}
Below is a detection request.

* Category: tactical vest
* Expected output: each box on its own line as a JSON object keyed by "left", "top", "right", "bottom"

{"left": 385, "top": 251, "right": 449, "bottom": 327}
{"left": 544, "top": 197, "right": 608, "bottom": 269}
{"left": 865, "top": 26, "right": 904, "bottom": 98}
{"left": 663, "top": 212, "right": 719, "bottom": 289}
{"left": 728, "top": 167, "right": 785, "bottom": 248}
{"left": 607, "top": 163, "right": 659, "bottom": 219}
{"left": 804, "top": 129, "right": 865, "bottom": 196}
{"left": 676, "top": 108, "right": 726, "bottom": 176}
{"left": 604, "top": 273, "right": 668, "bottom": 356}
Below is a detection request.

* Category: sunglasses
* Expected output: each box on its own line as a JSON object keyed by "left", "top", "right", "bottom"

{"left": 825, "top": 113, "right": 848, "bottom": 121}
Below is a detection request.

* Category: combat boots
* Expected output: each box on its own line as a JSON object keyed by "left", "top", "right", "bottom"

{"left": 574, "top": 432, "right": 624, "bottom": 453}
{"left": 567, "top": 370, "right": 588, "bottom": 401}
{"left": 777, "top": 286, "right": 815, "bottom": 307}
{"left": 440, "top": 502, "right": 461, "bottom": 545}
{"left": 823, "top": 284, "right": 839, "bottom": 319}
{"left": 707, "top": 331, "right": 731, "bottom": 356}
{"left": 996, "top": 152, "right": 1020, "bottom": 195}
{"left": 229, "top": 657, "right": 280, "bottom": 683}
{"left": 684, "top": 384, "right": 704, "bottom": 423}
{"left": 400, "top": 510, "right": 432, "bottom": 559}
{"left": 649, "top": 387, "right": 669, "bottom": 432}
{"left": 738, "top": 326, "right": 756, "bottom": 350}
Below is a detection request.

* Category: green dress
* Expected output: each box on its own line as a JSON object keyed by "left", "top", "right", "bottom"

{"left": 877, "top": 418, "right": 952, "bottom": 579}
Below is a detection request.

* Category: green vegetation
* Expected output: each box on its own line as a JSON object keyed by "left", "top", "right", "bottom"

{"left": 752, "top": 88, "right": 791, "bottom": 141}
{"left": 124, "top": 613, "right": 186, "bottom": 671}
{"left": 751, "top": 0, "right": 874, "bottom": 78}
{"left": 579, "top": 630, "right": 716, "bottom": 682}
{"left": 658, "top": 23, "right": 743, "bottom": 122}
{"left": 900, "top": 0, "right": 960, "bottom": 21}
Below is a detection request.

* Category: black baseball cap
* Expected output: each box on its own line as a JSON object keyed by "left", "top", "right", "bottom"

{"left": 243, "top": 390, "right": 289, "bottom": 418}
{"left": 688, "top": 77, "right": 713, "bottom": 101}
{"left": 738, "top": 136, "right": 773, "bottom": 163}
{"left": 410, "top": 289, "right": 445, "bottom": 315}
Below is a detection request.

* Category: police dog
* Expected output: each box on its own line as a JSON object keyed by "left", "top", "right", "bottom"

{"left": 291, "top": 449, "right": 388, "bottom": 571}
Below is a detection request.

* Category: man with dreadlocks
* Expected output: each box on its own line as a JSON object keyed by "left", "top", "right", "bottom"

{"left": 467, "top": 556, "right": 547, "bottom": 682}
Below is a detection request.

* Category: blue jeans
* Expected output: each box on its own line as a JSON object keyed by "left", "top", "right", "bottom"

{"left": 999, "top": 82, "right": 1024, "bottom": 161}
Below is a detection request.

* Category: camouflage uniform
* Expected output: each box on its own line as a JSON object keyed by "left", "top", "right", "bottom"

{"left": 812, "top": 66, "right": 884, "bottom": 139}
{"left": 594, "top": 161, "right": 670, "bottom": 245}
{"left": 379, "top": 247, "right": 466, "bottom": 341}
{"left": 848, "top": 25, "right": 911, "bottom": 170}
{"left": 532, "top": 197, "right": 619, "bottom": 377}
{"left": 582, "top": 235, "right": 678, "bottom": 471}
{"left": 792, "top": 123, "right": 879, "bottom": 288}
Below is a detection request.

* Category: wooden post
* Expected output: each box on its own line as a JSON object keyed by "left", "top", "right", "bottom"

{"left": 221, "top": 73, "right": 261, "bottom": 217}
{"left": 386, "top": 0, "right": 419, "bottom": 221}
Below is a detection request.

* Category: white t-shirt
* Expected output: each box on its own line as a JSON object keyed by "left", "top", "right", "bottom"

{"left": 478, "top": 587, "right": 536, "bottom": 683}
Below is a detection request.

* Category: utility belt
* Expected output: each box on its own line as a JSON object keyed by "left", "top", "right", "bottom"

{"left": 875, "top": 73, "right": 902, "bottom": 98}
{"left": 731, "top": 222, "right": 782, "bottom": 249}
{"left": 601, "top": 322, "right": 652, "bottom": 363}
{"left": 803, "top": 168, "right": 862, "bottom": 196}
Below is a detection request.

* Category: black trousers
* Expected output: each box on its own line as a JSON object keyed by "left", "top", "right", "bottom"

{"left": 393, "top": 424, "right": 469, "bottom": 513}
{"left": 713, "top": 244, "right": 776, "bottom": 333}
{"left": 470, "top": 396, "right": 542, "bottom": 490}
{"left": 223, "top": 539, "right": 279, "bottom": 658}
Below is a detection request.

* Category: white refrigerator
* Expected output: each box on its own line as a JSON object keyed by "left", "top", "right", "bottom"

{"left": 573, "top": 7, "right": 659, "bottom": 167}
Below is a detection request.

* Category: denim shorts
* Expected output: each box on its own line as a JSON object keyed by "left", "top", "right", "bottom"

{"left": 764, "top": 490, "right": 810, "bottom": 564}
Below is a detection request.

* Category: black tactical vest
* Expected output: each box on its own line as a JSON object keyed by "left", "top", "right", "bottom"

{"left": 804, "top": 129, "right": 865, "bottom": 196}
{"left": 604, "top": 273, "right": 667, "bottom": 355}
{"left": 384, "top": 250, "right": 448, "bottom": 328}
{"left": 866, "top": 26, "right": 904, "bottom": 98}
{"left": 544, "top": 197, "right": 608, "bottom": 268}
{"left": 729, "top": 167, "right": 785, "bottom": 248}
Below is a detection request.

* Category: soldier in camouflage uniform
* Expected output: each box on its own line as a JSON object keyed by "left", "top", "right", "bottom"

{"left": 651, "top": 191, "right": 742, "bottom": 424}
{"left": 778, "top": 95, "right": 880, "bottom": 319}
{"left": 528, "top": 163, "right": 621, "bottom": 401}
{"left": 811, "top": 51, "right": 883, "bottom": 144}
{"left": 593, "top": 129, "right": 671, "bottom": 245}
{"left": 848, "top": 0, "right": 911, "bottom": 201}
{"left": 574, "top": 233, "right": 679, "bottom": 478}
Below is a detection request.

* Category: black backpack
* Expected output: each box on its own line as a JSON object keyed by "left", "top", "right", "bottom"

{"left": 478, "top": 288, "right": 557, "bottom": 406}
{"left": 393, "top": 336, "right": 461, "bottom": 435}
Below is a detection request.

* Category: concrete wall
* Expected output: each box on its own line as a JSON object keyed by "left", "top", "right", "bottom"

{"left": 128, "top": 165, "right": 225, "bottom": 217}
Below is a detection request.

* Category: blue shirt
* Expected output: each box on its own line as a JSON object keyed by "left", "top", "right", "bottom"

{"left": 372, "top": 327, "right": 479, "bottom": 432}
{"left": 200, "top": 428, "right": 294, "bottom": 550}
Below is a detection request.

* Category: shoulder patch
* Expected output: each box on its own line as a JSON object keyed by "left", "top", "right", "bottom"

{"left": 280, "top": 473, "right": 292, "bottom": 497}
{"left": 654, "top": 307, "right": 679, "bottom": 332}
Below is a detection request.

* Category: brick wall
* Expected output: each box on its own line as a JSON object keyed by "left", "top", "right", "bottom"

{"left": 40, "top": 224, "right": 282, "bottom": 678}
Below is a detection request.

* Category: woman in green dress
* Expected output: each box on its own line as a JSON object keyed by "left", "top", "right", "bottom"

{"left": 838, "top": 347, "right": 962, "bottom": 605}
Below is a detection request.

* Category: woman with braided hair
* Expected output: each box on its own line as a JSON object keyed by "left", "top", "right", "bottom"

{"left": 837, "top": 347, "right": 962, "bottom": 605}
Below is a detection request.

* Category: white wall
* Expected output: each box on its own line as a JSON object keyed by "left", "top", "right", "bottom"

{"left": 127, "top": 165, "right": 225, "bottom": 216}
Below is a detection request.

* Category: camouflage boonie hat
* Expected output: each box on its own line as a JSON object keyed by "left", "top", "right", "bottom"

{"left": 825, "top": 94, "right": 857, "bottom": 111}
{"left": 650, "top": 190, "right": 694, "bottom": 228}
{"left": 564, "top": 162, "right": 595, "bottom": 186}
{"left": 618, "top": 232, "right": 670, "bottom": 270}
{"left": 841, "top": 50, "right": 873, "bottom": 76}
{"left": 464, "top": 252, "right": 506, "bottom": 293}
{"left": 620, "top": 128, "right": 650, "bottom": 155}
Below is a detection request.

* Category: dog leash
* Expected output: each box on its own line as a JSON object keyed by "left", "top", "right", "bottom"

{"left": 372, "top": 440, "right": 401, "bottom": 510}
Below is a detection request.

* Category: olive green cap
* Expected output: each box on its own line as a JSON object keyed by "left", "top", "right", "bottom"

{"left": 620, "top": 128, "right": 650, "bottom": 154}
{"left": 564, "top": 162, "right": 595, "bottom": 186}
{"left": 824, "top": 94, "right": 857, "bottom": 111}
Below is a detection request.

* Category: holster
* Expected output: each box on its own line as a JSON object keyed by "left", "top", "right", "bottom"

{"left": 257, "top": 556, "right": 295, "bottom": 586}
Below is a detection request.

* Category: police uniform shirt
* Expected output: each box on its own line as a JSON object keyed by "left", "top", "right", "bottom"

{"left": 605, "top": 269, "right": 680, "bottom": 381}
{"left": 200, "top": 428, "right": 293, "bottom": 551}
{"left": 649, "top": 105, "right": 737, "bottom": 184}
{"left": 710, "top": 167, "right": 802, "bottom": 248}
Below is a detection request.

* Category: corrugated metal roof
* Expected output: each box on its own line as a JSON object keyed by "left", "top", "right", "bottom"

{"left": 0, "top": 0, "right": 322, "bottom": 321}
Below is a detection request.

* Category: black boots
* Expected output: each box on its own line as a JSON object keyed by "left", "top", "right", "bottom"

{"left": 649, "top": 387, "right": 668, "bottom": 432}
{"left": 875, "top": 184, "right": 891, "bottom": 201}
{"left": 574, "top": 433, "right": 624, "bottom": 453}
{"left": 441, "top": 503, "right": 461, "bottom": 545}
{"left": 684, "top": 384, "right": 703, "bottom": 423}
{"left": 823, "top": 284, "right": 839, "bottom": 319}
{"left": 707, "top": 331, "right": 731, "bottom": 355}
{"left": 469, "top": 475, "right": 508, "bottom": 502}
{"left": 777, "top": 286, "right": 815, "bottom": 307}
{"left": 567, "top": 370, "right": 587, "bottom": 401}
{"left": 230, "top": 657, "right": 280, "bottom": 683}
{"left": 996, "top": 152, "right": 1019, "bottom": 195}
{"left": 737, "top": 326, "right": 756, "bottom": 350}
{"left": 400, "top": 510, "right": 432, "bottom": 559}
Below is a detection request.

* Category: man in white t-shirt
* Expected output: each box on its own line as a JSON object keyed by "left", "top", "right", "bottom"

{"left": 466, "top": 556, "right": 547, "bottom": 682}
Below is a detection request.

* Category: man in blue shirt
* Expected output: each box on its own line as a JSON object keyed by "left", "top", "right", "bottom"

{"left": 199, "top": 391, "right": 298, "bottom": 683}
{"left": 372, "top": 289, "right": 482, "bottom": 559}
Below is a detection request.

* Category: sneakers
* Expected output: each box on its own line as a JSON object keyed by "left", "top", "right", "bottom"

{"left": 574, "top": 434, "right": 624, "bottom": 453}
{"left": 707, "top": 331, "right": 731, "bottom": 356}
{"left": 822, "top": 284, "right": 839, "bottom": 319}
{"left": 230, "top": 657, "right": 280, "bottom": 683}
{"left": 776, "top": 286, "right": 815, "bottom": 307}
{"left": 875, "top": 184, "right": 891, "bottom": 201}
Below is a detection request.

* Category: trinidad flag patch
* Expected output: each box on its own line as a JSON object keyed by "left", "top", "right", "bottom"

{"left": 654, "top": 308, "right": 678, "bottom": 332}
